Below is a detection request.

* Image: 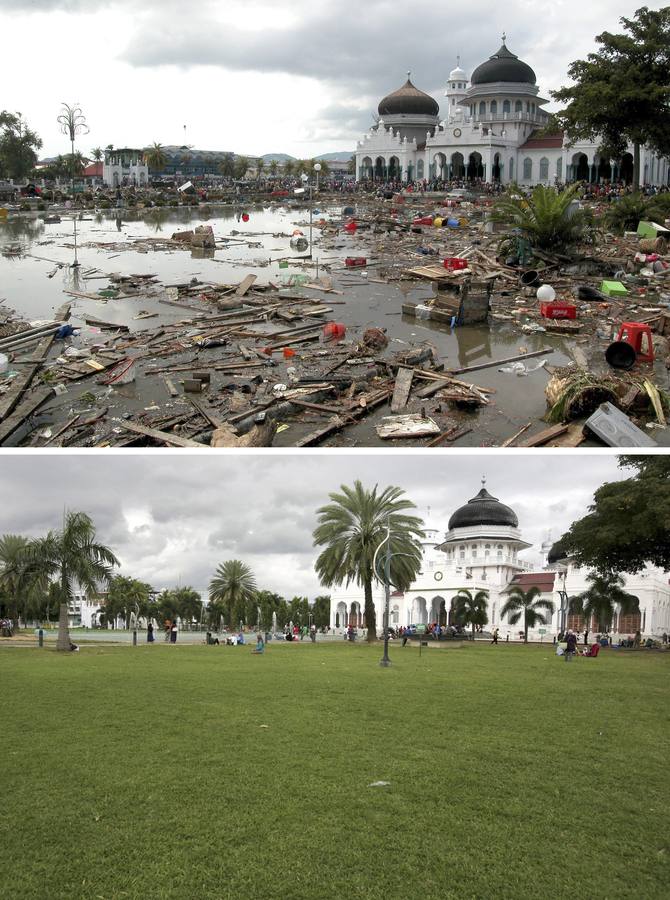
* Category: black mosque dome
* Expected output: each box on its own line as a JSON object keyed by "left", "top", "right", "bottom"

{"left": 378, "top": 77, "right": 439, "bottom": 118}
{"left": 470, "top": 40, "right": 536, "bottom": 86}
{"left": 448, "top": 487, "right": 519, "bottom": 530}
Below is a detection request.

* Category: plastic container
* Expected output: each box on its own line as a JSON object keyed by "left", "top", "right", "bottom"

{"left": 536, "top": 284, "right": 556, "bottom": 302}
{"left": 345, "top": 257, "right": 367, "bottom": 267}
{"left": 446, "top": 218, "right": 460, "bottom": 228}
{"left": 520, "top": 270, "right": 540, "bottom": 287}
{"left": 323, "top": 322, "right": 346, "bottom": 341}
{"left": 344, "top": 221, "right": 357, "bottom": 233}
{"left": 433, "top": 216, "right": 443, "bottom": 228}
{"left": 413, "top": 216, "right": 434, "bottom": 226}
{"left": 540, "top": 302, "right": 576, "bottom": 319}
{"left": 443, "top": 257, "right": 468, "bottom": 271}
{"left": 241, "top": 213, "right": 250, "bottom": 222}
{"left": 605, "top": 341, "right": 636, "bottom": 369}
{"left": 0, "top": 352, "right": 8, "bottom": 374}
{"left": 282, "top": 348, "right": 296, "bottom": 359}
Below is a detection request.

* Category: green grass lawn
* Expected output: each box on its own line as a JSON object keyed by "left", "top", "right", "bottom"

{"left": 1, "top": 640, "right": 668, "bottom": 899}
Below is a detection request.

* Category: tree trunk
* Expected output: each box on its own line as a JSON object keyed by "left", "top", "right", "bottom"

{"left": 364, "top": 579, "right": 377, "bottom": 642}
{"left": 633, "top": 143, "right": 641, "bottom": 191}
{"left": 472, "top": 623, "right": 476, "bottom": 641}
{"left": 56, "top": 601, "right": 72, "bottom": 651}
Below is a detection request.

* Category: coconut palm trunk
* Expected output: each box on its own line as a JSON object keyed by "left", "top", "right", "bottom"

{"left": 363, "top": 578, "right": 376, "bottom": 641}
{"left": 56, "top": 601, "right": 72, "bottom": 651}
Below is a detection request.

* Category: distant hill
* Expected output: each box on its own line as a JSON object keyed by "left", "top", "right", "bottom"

{"left": 314, "top": 152, "right": 354, "bottom": 162}
{"left": 261, "top": 153, "right": 296, "bottom": 163}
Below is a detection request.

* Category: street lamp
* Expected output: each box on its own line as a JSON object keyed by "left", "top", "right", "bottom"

{"left": 57, "top": 103, "right": 89, "bottom": 201}
{"left": 372, "top": 518, "right": 415, "bottom": 667}
{"left": 314, "top": 162, "right": 322, "bottom": 193}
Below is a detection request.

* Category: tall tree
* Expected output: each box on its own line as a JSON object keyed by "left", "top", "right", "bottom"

{"left": 284, "top": 159, "right": 295, "bottom": 177}
{"left": 555, "top": 456, "right": 670, "bottom": 575}
{"left": 234, "top": 156, "right": 249, "bottom": 180}
{"left": 269, "top": 159, "right": 278, "bottom": 178}
{"left": 24, "top": 511, "right": 118, "bottom": 651}
{"left": 174, "top": 587, "right": 202, "bottom": 628}
{"left": 313, "top": 481, "right": 424, "bottom": 642}
{"left": 571, "top": 573, "right": 639, "bottom": 633}
{"left": 209, "top": 560, "right": 257, "bottom": 627}
{"left": 90, "top": 147, "right": 103, "bottom": 162}
{"left": 312, "top": 594, "right": 331, "bottom": 629}
{"left": 105, "top": 575, "right": 152, "bottom": 628}
{"left": 500, "top": 585, "right": 555, "bottom": 643}
{"left": 218, "top": 152, "right": 235, "bottom": 178}
{"left": 143, "top": 142, "right": 168, "bottom": 172}
{"left": 452, "top": 588, "right": 489, "bottom": 639}
{"left": 0, "top": 535, "right": 32, "bottom": 627}
{"left": 0, "top": 111, "right": 42, "bottom": 180}
{"left": 255, "top": 157, "right": 265, "bottom": 180}
{"left": 551, "top": 7, "right": 670, "bottom": 188}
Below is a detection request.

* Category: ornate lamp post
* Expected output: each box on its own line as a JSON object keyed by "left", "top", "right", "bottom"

{"left": 373, "top": 518, "right": 414, "bottom": 667}
{"left": 57, "top": 103, "right": 89, "bottom": 200}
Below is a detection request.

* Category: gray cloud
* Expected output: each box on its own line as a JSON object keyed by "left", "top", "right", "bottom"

{"left": 0, "top": 453, "right": 627, "bottom": 599}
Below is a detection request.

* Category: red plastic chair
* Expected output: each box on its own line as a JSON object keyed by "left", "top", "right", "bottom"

{"left": 616, "top": 322, "right": 655, "bottom": 363}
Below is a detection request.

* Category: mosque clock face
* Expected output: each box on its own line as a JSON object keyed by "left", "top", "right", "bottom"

{"left": 453, "top": 128, "right": 462, "bottom": 138}
{"left": 434, "top": 571, "right": 443, "bottom": 581}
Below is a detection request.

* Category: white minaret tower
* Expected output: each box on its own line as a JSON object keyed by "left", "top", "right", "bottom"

{"left": 445, "top": 56, "right": 469, "bottom": 122}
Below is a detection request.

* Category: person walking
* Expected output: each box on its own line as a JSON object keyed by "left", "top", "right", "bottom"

{"left": 583, "top": 628, "right": 589, "bottom": 648}
{"left": 491, "top": 628, "right": 499, "bottom": 645}
{"left": 170, "top": 621, "right": 178, "bottom": 644}
{"left": 147, "top": 622, "right": 155, "bottom": 643}
{"left": 565, "top": 630, "right": 577, "bottom": 662}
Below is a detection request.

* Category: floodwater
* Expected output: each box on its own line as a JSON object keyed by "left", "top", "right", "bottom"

{"left": 1, "top": 203, "right": 655, "bottom": 448}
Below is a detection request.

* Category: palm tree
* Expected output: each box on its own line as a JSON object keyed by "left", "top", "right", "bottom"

{"left": 491, "top": 183, "right": 591, "bottom": 252}
{"left": 24, "top": 511, "right": 118, "bottom": 651}
{"left": 452, "top": 588, "right": 489, "bottom": 639}
{"left": 284, "top": 159, "right": 295, "bottom": 177}
{"left": 256, "top": 157, "right": 265, "bottom": 180}
{"left": 500, "top": 585, "right": 555, "bottom": 643}
{"left": 571, "top": 573, "right": 639, "bottom": 633}
{"left": 209, "top": 560, "right": 257, "bottom": 628}
{"left": 90, "top": 147, "right": 103, "bottom": 163}
{"left": 143, "top": 142, "right": 168, "bottom": 173}
{"left": 218, "top": 153, "right": 235, "bottom": 178}
{"left": 269, "top": 160, "right": 278, "bottom": 178}
{"left": 313, "top": 481, "right": 424, "bottom": 642}
{"left": 0, "top": 535, "right": 31, "bottom": 627}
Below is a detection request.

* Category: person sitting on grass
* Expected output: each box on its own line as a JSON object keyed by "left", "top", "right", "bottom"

{"left": 252, "top": 634, "right": 265, "bottom": 654}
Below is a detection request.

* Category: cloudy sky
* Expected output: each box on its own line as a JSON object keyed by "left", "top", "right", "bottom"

{"left": 1, "top": 0, "right": 660, "bottom": 159}
{"left": 0, "top": 452, "right": 632, "bottom": 599}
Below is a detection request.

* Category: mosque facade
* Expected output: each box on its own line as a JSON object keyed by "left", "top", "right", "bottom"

{"left": 355, "top": 37, "right": 670, "bottom": 188}
{"left": 328, "top": 483, "right": 670, "bottom": 640}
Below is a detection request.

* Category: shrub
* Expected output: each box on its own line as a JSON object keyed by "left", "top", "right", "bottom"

{"left": 491, "top": 183, "right": 591, "bottom": 252}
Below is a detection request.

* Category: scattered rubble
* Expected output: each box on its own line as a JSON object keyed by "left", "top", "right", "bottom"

{"left": 0, "top": 193, "right": 669, "bottom": 447}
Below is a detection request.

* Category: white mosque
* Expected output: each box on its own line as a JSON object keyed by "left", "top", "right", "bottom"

{"left": 328, "top": 482, "right": 670, "bottom": 640}
{"left": 355, "top": 36, "right": 670, "bottom": 188}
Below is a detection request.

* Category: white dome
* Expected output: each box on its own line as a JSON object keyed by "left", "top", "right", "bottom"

{"left": 448, "top": 65, "right": 467, "bottom": 82}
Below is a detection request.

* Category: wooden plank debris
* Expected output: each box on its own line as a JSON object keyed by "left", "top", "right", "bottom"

{"left": 390, "top": 366, "right": 414, "bottom": 412}
{"left": 111, "top": 419, "right": 205, "bottom": 448}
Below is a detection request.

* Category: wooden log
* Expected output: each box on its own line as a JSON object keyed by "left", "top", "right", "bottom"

{"left": 501, "top": 422, "right": 532, "bottom": 447}
{"left": 390, "top": 366, "right": 414, "bottom": 413}
{"left": 210, "top": 421, "right": 276, "bottom": 448}
{"left": 446, "top": 347, "right": 554, "bottom": 376}
{"left": 519, "top": 424, "right": 569, "bottom": 447}
{"left": 235, "top": 274, "right": 257, "bottom": 296}
{"left": 188, "top": 397, "right": 225, "bottom": 429}
{"left": 0, "top": 387, "right": 55, "bottom": 445}
{"left": 112, "top": 419, "right": 204, "bottom": 448}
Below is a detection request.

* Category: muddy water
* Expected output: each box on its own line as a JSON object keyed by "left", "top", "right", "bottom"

{"left": 1, "top": 204, "right": 659, "bottom": 447}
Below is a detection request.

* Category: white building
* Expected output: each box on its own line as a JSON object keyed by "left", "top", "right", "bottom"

{"left": 328, "top": 482, "right": 670, "bottom": 640}
{"left": 103, "top": 148, "right": 149, "bottom": 188}
{"left": 356, "top": 37, "right": 670, "bottom": 187}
